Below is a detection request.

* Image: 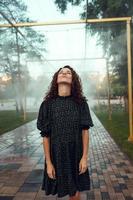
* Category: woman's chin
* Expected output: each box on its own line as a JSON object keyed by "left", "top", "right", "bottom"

{"left": 58, "top": 80, "right": 71, "bottom": 84}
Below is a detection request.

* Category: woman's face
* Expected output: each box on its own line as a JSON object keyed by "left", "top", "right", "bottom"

{"left": 57, "top": 68, "right": 72, "bottom": 85}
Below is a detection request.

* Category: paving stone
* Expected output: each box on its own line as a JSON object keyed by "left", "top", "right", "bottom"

{"left": 94, "top": 189, "right": 102, "bottom": 200}
{"left": 13, "top": 192, "right": 37, "bottom": 200}
{"left": 115, "top": 193, "right": 125, "bottom": 200}
{"left": 0, "top": 186, "right": 19, "bottom": 195}
{"left": 101, "top": 192, "right": 110, "bottom": 200}
{"left": 25, "top": 169, "right": 43, "bottom": 183}
{"left": 0, "top": 197, "right": 14, "bottom": 200}
{"left": 119, "top": 183, "right": 128, "bottom": 190}
{"left": 87, "top": 190, "right": 95, "bottom": 199}
{"left": 0, "top": 115, "right": 133, "bottom": 200}
{"left": 0, "top": 164, "right": 21, "bottom": 170}
{"left": 19, "top": 183, "right": 40, "bottom": 192}
{"left": 99, "top": 179, "right": 106, "bottom": 186}
{"left": 113, "top": 184, "right": 122, "bottom": 193}
{"left": 125, "top": 197, "right": 133, "bottom": 200}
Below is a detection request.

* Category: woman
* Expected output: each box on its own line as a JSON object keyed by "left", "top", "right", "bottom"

{"left": 37, "top": 65, "right": 94, "bottom": 200}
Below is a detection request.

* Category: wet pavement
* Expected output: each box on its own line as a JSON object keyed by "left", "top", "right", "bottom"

{"left": 0, "top": 112, "right": 133, "bottom": 200}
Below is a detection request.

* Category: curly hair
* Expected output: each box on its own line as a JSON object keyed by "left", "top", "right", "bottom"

{"left": 43, "top": 65, "right": 87, "bottom": 104}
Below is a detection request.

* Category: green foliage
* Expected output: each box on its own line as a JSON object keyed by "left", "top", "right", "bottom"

{"left": 54, "top": 0, "right": 133, "bottom": 98}
{"left": 0, "top": 0, "right": 46, "bottom": 69}
{"left": 94, "top": 105, "right": 133, "bottom": 161}
{"left": 54, "top": 0, "right": 133, "bottom": 17}
{"left": 54, "top": 0, "right": 82, "bottom": 13}
{"left": 0, "top": 0, "right": 46, "bottom": 113}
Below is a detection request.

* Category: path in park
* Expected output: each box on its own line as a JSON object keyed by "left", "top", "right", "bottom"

{"left": 0, "top": 111, "right": 133, "bottom": 200}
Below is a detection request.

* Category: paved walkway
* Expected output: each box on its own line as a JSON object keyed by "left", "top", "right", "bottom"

{"left": 0, "top": 112, "right": 133, "bottom": 200}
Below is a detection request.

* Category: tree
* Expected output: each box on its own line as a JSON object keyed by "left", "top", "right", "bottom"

{"left": 54, "top": 0, "right": 133, "bottom": 110}
{"left": 54, "top": 0, "right": 133, "bottom": 17}
{"left": 0, "top": 0, "right": 46, "bottom": 116}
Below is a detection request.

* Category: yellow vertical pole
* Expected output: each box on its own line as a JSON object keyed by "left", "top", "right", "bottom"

{"left": 127, "top": 19, "right": 133, "bottom": 142}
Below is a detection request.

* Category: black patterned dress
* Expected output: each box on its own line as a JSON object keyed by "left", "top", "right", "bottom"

{"left": 37, "top": 95, "right": 94, "bottom": 198}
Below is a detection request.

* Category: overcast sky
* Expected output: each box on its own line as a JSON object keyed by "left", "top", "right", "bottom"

{"left": 24, "top": 0, "right": 84, "bottom": 21}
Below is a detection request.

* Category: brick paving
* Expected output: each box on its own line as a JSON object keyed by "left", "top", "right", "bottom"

{"left": 0, "top": 112, "right": 133, "bottom": 199}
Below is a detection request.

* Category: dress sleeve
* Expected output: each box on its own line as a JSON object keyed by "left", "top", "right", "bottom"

{"left": 80, "top": 100, "right": 94, "bottom": 130}
{"left": 37, "top": 101, "right": 51, "bottom": 137}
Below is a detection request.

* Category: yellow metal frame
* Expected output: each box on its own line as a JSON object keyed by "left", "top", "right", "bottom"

{"left": 126, "top": 19, "right": 133, "bottom": 142}
{"left": 0, "top": 17, "right": 132, "bottom": 142}
{"left": 0, "top": 17, "right": 131, "bottom": 27}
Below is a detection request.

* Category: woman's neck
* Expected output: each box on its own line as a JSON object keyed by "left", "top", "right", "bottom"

{"left": 58, "top": 84, "right": 71, "bottom": 96}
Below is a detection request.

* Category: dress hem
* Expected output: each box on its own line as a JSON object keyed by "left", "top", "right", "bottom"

{"left": 41, "top": 187, "right": 91, "bottom": 198}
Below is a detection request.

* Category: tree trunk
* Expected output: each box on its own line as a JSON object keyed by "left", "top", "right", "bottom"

{"left": 7, "top": 57, "right": 19, "bottom": 113}
{"left": 15, "top": 30, "right": 24, "bottom": 115}
{"left": 123, "top": 95, "right": 128, "bottom": 112}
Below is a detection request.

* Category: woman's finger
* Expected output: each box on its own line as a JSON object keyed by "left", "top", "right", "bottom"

{"left": 79, "top": 162, "right": 82, "bottom": 172}
{"left": 48, "top": 173, "right": 53, "bottom": 178}
{"left": 79, "top": 164, "right": 83, "bottom": 174}
{"left": 52, "top": 169, "right": 56, "bottom": 179}
{"left": 79, "top": 166, "right": 87, "bottom": 174}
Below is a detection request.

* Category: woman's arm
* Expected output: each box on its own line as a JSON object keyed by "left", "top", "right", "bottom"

{"left": 43, "top": 137, "right": 52, "bottom": 165}
{"left": 79, "top": 129, "right": 89, "bottom": 174}
{"left": 43, "top": 137, "right": 56, "bottom": 179}
{"left": 82, "top": 129, "right": 89, "bottom": 159}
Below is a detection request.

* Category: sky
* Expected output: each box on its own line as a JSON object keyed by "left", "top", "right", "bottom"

{"left": 23, "top": 0, "right": 106, "bottom": 79}
{"left": 24, "top": 0, "right": 84, "bottom": 21}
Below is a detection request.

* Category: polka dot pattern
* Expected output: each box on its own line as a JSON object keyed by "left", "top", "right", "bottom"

{"left": 37, "top": 95, "right": 94, "bottom": 198}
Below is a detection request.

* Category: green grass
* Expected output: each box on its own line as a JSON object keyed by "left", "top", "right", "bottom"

{"left": 0, "top": 110, "right": 37, "bottom": 135}
{"left": 0, "top": 99, "right": 14, "bottom": 103}
{"left": 94, "top": 105, "right": 133, "bottom": 161}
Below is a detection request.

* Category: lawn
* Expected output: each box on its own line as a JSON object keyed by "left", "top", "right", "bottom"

{"left": 0, "top": 110, "right": 37, "bottom": 135}
{"left": 93, "top": 105, "right": 133, "bottom": 161}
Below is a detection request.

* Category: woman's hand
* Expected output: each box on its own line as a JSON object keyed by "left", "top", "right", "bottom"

{"left": 47, "top": 162, "right": 56, "bottom": 179}
{"left": 79, "top": 157, "right": 88, "bottom": 175}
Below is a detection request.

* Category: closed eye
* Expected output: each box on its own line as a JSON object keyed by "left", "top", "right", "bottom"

{"left": 59, "top": 71, "right": 72, "bottom": 74}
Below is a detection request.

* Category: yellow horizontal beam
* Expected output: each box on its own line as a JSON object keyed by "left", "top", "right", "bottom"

{"left": 0, "top": 17, "right": 132, "bottom": 28}
{"left": 26, "top": 57, "right": 106, "bottom": 62}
